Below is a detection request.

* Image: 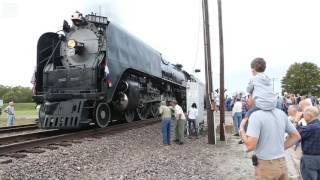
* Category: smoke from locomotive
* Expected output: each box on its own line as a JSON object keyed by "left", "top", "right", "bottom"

{"left": 33, "top": 11, "right": 193, "bottom": 129}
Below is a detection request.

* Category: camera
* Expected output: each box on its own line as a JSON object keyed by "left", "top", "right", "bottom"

{"left": 252, "top": 154, "right": 258, "bottom": 166}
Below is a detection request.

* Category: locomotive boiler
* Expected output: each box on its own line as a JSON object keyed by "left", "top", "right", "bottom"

{"left": 33, "top": 11, "right": 192, "bottom": 129}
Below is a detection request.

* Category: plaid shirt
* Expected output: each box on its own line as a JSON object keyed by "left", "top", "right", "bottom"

{"left": 297, "top": 119, "right": 320, "bottom": 155}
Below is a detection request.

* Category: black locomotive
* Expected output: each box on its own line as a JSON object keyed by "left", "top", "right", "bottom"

{"left": 33, "top": 12, "right": 193, "bottom": 129}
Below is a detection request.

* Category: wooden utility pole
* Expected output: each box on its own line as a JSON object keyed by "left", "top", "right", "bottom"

{"left": 202, "top": 0, "right": 216, "bottom": 144}
{"left": 217, "top": 0, "right": 225, "bottom": 141}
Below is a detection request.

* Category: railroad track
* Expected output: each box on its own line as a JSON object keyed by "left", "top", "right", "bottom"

{"left": 0, "top": 129, "right": 73, "bottom": 146}
{"left": 0, "top": 124, "right": 38, "bottom": 134}
{"left": 0, "top": 118, "right": 160, "bottom": 156}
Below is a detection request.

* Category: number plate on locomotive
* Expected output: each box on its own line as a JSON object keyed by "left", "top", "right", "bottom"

{"left": 67, "top": 48, "right": 75, "bottom": 56}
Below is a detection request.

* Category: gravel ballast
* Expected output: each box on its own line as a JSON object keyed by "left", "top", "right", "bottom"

{"left": 0, "top": 121, "right": 253, "bottom": 180}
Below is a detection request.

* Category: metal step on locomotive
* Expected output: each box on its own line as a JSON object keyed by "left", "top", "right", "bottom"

{"left": 33, "top": 11, "right": 198, "bottom": 129}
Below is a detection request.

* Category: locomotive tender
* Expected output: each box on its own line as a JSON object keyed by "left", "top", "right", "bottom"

{"left": 33, "top": 12, "right": 193, "bottom": 129}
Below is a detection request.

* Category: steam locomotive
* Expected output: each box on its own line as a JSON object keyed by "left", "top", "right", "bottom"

{"left": 33, "top": 12, "right": 194, "bottom": 129}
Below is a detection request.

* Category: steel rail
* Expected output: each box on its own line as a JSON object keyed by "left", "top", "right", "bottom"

{"left": 0, "top": 124, "right": 38, "bottom": 134}
{"left": 0, "top": 129, "right": 70, "bottom": 146}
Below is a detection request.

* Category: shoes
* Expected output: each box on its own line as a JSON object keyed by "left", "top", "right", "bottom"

{"left": 188, "top": 136, "right": 192, "bottom": 139}
{"left": 238, "top": 140, "right": 244, "bottom": 144}
{"left": 178, "top": 142, "right": 184, "bottom": 145}
{"left": 233, "top": 133, "right": 239, "bottom": 136}
{"left": 174, "top": 139, "right": 179, "bottom": 142}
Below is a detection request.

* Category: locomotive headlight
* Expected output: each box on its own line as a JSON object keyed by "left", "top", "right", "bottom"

{"left": 67, "top": 39, "right": 76, "bottom": 49}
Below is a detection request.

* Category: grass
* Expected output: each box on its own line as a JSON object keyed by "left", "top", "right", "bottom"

{"left": 0, "top": 119, "right": 35, "bottom": 127}
{"left": 0, "top": 102, "right": 37, "bottom": 127}
{"left": 15, "top": 110, "right": 37, "bottom": 117}
{"left": 3, "top": 103, "right": 36, "bottom": 111}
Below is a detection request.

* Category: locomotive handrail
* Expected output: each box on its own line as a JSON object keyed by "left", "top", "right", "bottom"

{"left": 44, "top": 40, "right": 62, "bottom": 68}
{"left": 39, "top": 56, "right": 50, "bottom": 65}
{"left": 46, "top": 90, "right": 99, "bottom": 94}
{"left": 39, "top": 46, "right": 52, "bottom": 55}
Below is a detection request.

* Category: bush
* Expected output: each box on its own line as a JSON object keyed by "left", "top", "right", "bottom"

{"left": 0, "top": 85, "right": 33, "bottom": 103}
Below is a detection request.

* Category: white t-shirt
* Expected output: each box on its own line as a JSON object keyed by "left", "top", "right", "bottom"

{"left": 5, "top": 106, "right": 15, "bottom": 115}
{"left": 232, "top": 101, "right": 242, "bottom": 116}
{"left": 298, "top": 118, "right": 307, "bottom": 126}
{"left": 286, "top": 98, "right": 292, "bottom": 104}
{"left": 188, "top": 107, "right": 198, "bottom": 120}
{"left": 174, "top": 105, "right": 186, "bottom": 120}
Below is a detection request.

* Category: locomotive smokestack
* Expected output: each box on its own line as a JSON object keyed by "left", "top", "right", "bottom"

{"left": 63, "top": 20, "right": 70, "bottom": 32}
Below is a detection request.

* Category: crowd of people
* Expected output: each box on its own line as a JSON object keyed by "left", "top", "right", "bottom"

{"left": 232, "top": 57, "right": 320, "bottom": 180}
{"left": 158, "top": 57, "right": 320, "bottom": 179}
{"left": 227, "top": 94, "right": 319, "bottom": 125}
{"left": 159, "top": 100, "right": 199, "bottom": 146}
{"left": 228, "top": 92, "right": 319, "bottom": 142}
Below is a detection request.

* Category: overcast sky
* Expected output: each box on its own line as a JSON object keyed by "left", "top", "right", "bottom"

{"left": 0, "top": 0, "right": 319, "bottom": 96}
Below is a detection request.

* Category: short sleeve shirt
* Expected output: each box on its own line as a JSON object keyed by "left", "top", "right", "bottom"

{"left": 174, "top": 105, "right": 186, "bottom": 120}
{"left": 246, "top": 108, "right": 297, "bottom": 160}
{"left": 188, "top": 108, "right": 198, "bottom": 120}
{"left": 159, "top": 105, "right": 171, "bottom": 119}
{"left": 5, "top": 106, "right": 15, "bottom": 115}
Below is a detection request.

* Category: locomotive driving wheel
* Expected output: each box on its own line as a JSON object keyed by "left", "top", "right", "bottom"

{"left": 124, "top": 110, "right": 135, "bottom": 123}
{"left": 95, "top": 103, "right": 111, "bottom": 128}
{"left": 136, "top": 103, "right": 149, "bottom": 120}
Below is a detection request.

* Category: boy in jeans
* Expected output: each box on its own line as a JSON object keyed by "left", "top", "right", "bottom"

{"left": 245, "top": 58, "right": 276, "bottom": 119}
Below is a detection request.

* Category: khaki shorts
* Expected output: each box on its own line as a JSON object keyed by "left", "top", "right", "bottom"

{"left": 255, "top": 157, "right": 288, "bottom": 180}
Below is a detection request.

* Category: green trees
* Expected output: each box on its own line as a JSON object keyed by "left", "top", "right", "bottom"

{"left": 281, "top": 62, "right": 320, "bottom": 96}
{"left": 0, "top": 85, "right": 33, "bottom": 103}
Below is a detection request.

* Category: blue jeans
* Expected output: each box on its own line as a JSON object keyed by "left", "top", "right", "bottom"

{"left": 188, "top": 118, "right": 198, "bottom": 137}
{"left": 300, "top": 155, "right": 320, "bottom": 180}
{"left": 7, "top": 115, "right": 14, "bottom": 127}
{"left": 161, "top": 119, "right": 171, "bottom": 144}
{"left": 233, "top": 112, "right": 242, "bottom": 133}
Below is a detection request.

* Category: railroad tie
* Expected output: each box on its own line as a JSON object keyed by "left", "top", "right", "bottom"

{"left": 42, "top": 145, "right": 59, "bottom": 150}
{"left": 49, "top": 142, "right": 72, "bottom": 147}
{"left": 5, "top": 153, "right": 27, "bottom": 159}
{"left": 19, "top": 149, "right": 46, "bottom": 154}
{"left": 0, "top": 159, "right": 13, "bottom": 164}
